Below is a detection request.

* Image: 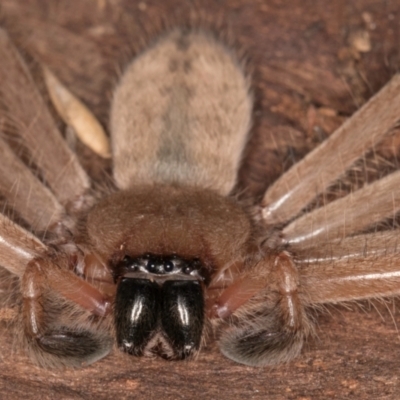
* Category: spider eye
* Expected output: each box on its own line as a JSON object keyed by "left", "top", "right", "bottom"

{"left": 182, "top": 264, "right": 193, "bottom": 274}
{"left": 164, "top": 260, "right": 174, "bottom": 272}
{"left": 143, "top": 256, "right": 179, "bottom": 274}
{"left": 122, "top": 255, "right": 133, "bottom": 266}
{"left": 146, "top": 258, "right": 158, "bottom": 273}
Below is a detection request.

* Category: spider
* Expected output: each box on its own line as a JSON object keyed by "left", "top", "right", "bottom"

{"left": 0, "top": 25, "right": 400, "bottom": 369}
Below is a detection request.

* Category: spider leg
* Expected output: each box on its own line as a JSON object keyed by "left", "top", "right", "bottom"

{"left": 213, "top": 252, "right": 310, "bottom": 366}
{"left": 0, "top": 28, "right": 91, "bottom": 212}
{"left": 0, "top": 31, "right": 115, "bottom": 367}
{"left": 260, "top": 74, "right": 400, "bottom": 226}
{"left": 0, "top": 213, "right": 46, "bottom": 277}
{"left": 294, "top": 231, "right": 400, "bottom": 305}
{"left": 284, "top": 169, "right": 400, "bottom": 248}
{"left": 0, "top": 137, "right": 70, "bottom": 233}
{"left": 294, "top": 230, "right": 400, "bottom": 261}
{"left": 76, "top": 253, "right": 116, "bottom": 298}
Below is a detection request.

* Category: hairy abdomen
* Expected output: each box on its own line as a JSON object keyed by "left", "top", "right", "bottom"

{"left": 110, "top": 28, "right": 252, "bottom": 195}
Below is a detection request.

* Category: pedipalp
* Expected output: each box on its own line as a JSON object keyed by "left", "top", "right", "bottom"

{"left": 21, "top": 256, "right": 113, "bottom": 368}
{"left": 216, "top": 252, "right": 310, "bottom": 366}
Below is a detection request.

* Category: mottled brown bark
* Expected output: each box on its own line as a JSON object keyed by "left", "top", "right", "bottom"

{"left": 0, "top": 0, "right": 399, "bottom": 398}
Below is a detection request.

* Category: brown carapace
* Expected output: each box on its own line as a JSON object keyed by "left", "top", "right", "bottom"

{"left": 1, "top": 26, "right": 400, "bottom": 369}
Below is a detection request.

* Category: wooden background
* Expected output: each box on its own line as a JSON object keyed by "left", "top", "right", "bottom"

{"left": 0, "top": 0, "right": 400, "bottom": 398}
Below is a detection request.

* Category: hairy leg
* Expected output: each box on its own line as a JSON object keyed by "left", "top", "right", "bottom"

{"left": 21, "top": 255, "right": 112, "bottom": 368}
{"left": 283, "top": 169, "right": 400, "bottom": 247}
{"left": 0, "top": 29, "right": 91, "bottom": 211}
{"left": 0, "top": 213, "right": 47, "bottom": 277}
{"left": 0, "top": 137, "right": 68, "bottom": 232}
{"left": 295, "top": 231, "right": 400, "bottom": 305}
{"left": 212, "top": 252, "right": 310, "bottom": 366}
{"left": 261, "top": 74, "right": 400, "bottom": 226}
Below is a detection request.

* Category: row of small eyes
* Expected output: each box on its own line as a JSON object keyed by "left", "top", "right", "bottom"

{"left": 121, "top": 254, "right": 199, "bottom": 275}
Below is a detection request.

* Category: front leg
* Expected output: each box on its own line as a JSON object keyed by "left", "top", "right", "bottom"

{"left": 213, "top": 252, "right": 310, "bottom": 366}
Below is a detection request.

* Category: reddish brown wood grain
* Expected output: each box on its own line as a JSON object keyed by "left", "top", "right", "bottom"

{"left": 0, "top": 0, "right": 399, "bottom": 398}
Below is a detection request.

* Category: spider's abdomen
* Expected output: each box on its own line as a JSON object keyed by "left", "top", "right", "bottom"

{"left": 110, "top": 28, "right": 252, "bottom": 196}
